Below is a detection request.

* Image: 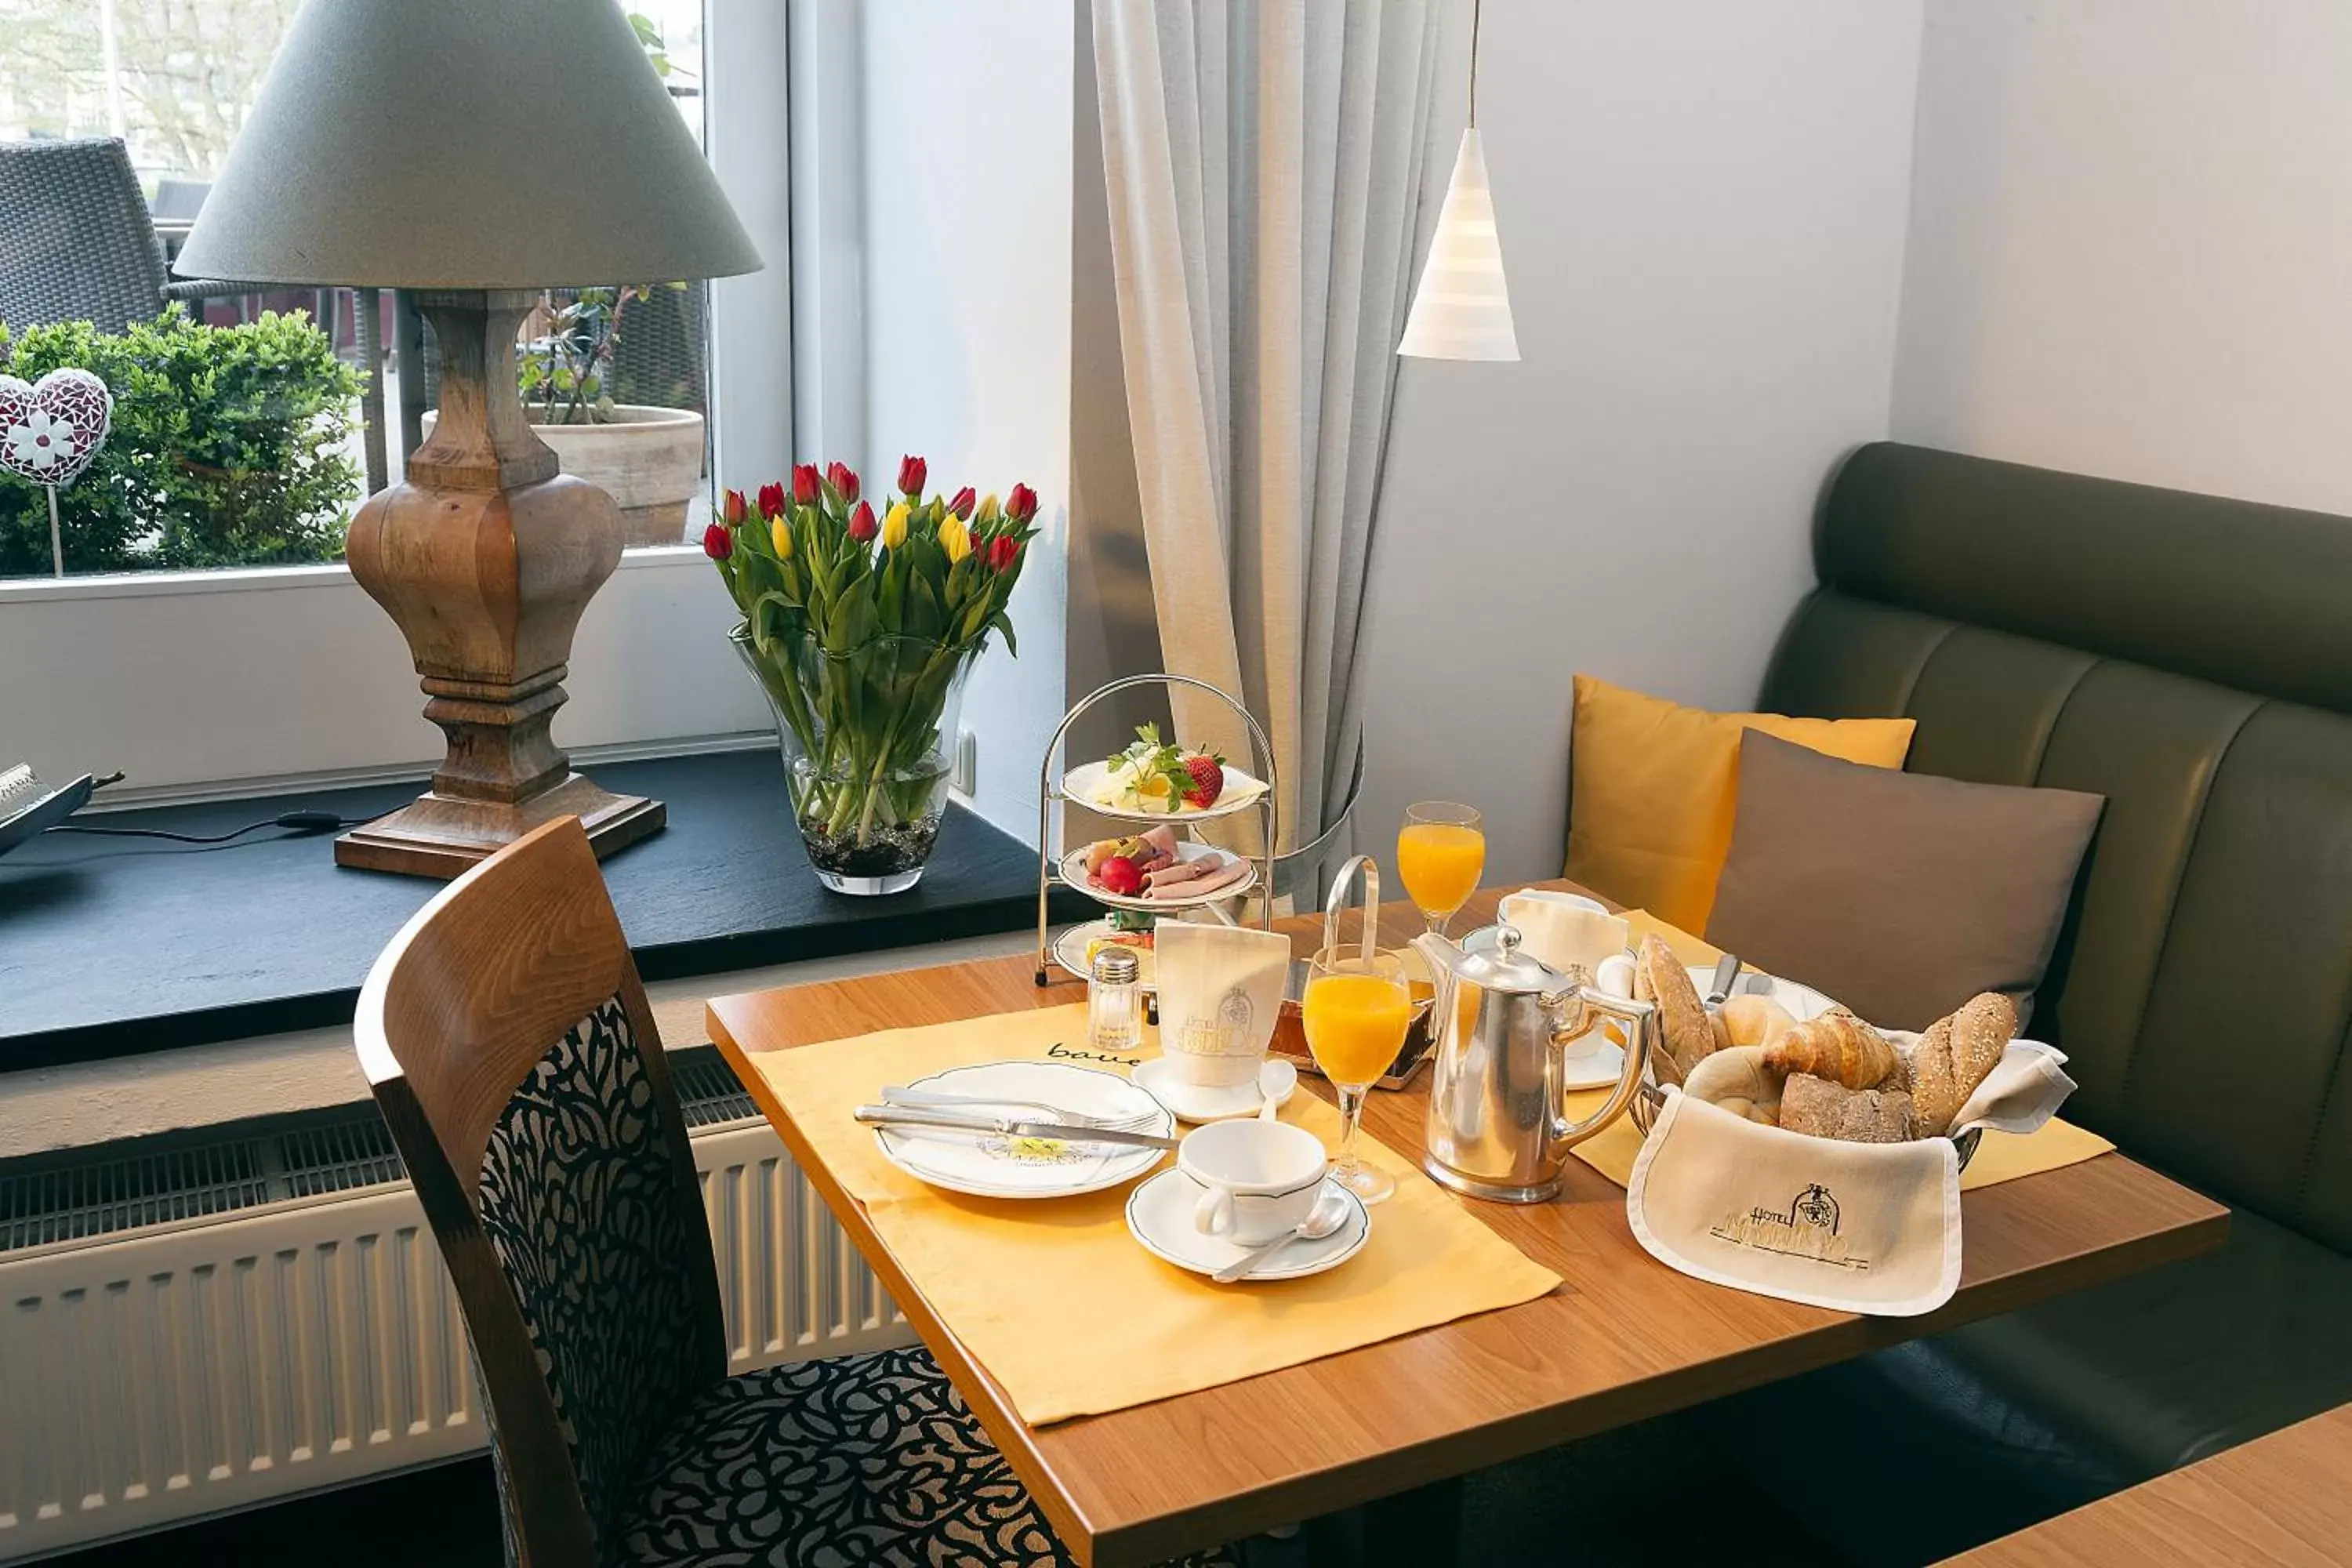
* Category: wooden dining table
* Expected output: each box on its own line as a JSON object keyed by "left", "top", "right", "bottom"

{"left": 706, "top": 880, "right": 2230, "bottom": 1567}
{"left": 1944, "top": 1403, "right": 2352, "bottom": 1566}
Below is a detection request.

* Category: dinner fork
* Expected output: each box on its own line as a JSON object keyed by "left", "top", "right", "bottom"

{"left": 878, "top": 1085, "right": 1165, "bottom": 1132}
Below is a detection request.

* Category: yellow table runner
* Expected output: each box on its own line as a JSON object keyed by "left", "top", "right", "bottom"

{"left": 1566, "top": 911, "right": 2115, "bottom": 1190}
{"left": 744, "top": 1004, "right": 1560, "bottom": 1427}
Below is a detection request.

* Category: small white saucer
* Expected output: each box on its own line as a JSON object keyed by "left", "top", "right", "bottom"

{"left": 1131, "top": 1056, "right": 1298, "bottom": 1123}
{"left": 1561, "top": 1038, "right": 1626, "bottom": 1091}
{"left": 1125, "top": 1170, "right": 1369, "bottom": 1283}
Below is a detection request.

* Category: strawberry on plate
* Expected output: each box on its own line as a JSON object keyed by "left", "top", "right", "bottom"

{"left": 1180, "top": 751, "right": 1225, "bottom": 809}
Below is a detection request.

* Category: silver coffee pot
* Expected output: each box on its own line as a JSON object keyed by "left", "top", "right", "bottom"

{"left": 1412, "top": 922, "right": 1655, "bottom": 1203}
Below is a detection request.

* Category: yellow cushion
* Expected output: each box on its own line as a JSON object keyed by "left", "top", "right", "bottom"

{"left": 1563, "top": 675, "right": 1915, "bottom": 932}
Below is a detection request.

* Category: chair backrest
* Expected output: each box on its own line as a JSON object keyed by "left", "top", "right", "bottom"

{"left": 1762, "top": 442, "right": 2352, "bottom": 1253}
{"left": 356, "top": 818, "right": 726, "bottom": 1566}
{"left": 0, "top": 137, "right": 169, "bottom": 332}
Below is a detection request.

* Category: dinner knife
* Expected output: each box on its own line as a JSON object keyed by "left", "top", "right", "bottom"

{"left": 1705, "top": 953, "right": 1744, "bottom": 1008}
{"left": 851, "top": 1105, "right": 1179, "bottom": 1150}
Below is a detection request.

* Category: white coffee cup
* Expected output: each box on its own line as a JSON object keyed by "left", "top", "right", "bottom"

{"left": 1182, "top": 1119, "right": 1328, "bottom": 1245}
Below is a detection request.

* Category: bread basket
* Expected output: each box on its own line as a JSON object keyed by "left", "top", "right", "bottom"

{"left": 1624, "top": 967, "right": 1983, "bottom": 1173}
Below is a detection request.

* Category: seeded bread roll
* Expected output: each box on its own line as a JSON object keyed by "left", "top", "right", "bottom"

{"left": 1778, "top": 1073, "right": 1914, "bottom": 1143}
{"left": 1909, "top": 992, "right": 2018, "bottom": 1137}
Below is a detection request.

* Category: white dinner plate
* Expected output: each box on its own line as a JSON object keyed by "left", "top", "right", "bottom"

{"left": 1062, "top": 759, "right": 1270, "bottom": 822}
{"left": 1686, "top": 964, "right": 1838, "bottom": 1023}
{"left": 1125, "top": 1170, "right": 1370, "bottom": 1283}
{"left": 872, "top": 1060, "right": 1175, "bottom": 1200}
{"left": 1058, "top": 839, "right": 1258, "bottom": 913}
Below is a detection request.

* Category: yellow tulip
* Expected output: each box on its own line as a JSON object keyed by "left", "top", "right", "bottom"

{"left": 770, "top": 516, "right": 793, "bottom": 560}
{"left": 976, "top": 492, "right": 1002, "bottom": 524}
{"left": 882, "top": 501, "right": 911, "bottom": 550}
{"left": 939, "top": 514, "right": 971, "bottom": 564}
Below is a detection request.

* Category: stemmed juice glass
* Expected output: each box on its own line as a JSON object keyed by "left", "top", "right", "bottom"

{"left": 1397, "top": 801, "right": 1485, "bottom": 936}
{"left": 1301, "top": 946, "right": 1412, "bottom": 1204}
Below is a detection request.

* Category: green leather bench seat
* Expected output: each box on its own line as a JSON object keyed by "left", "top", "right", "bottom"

{"left": 1693, "top": 443, "right": 2352, "bottom": 1564}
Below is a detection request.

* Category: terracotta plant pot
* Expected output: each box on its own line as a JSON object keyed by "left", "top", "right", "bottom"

{"left": 422, "top": 403, "right": 704, "bottom": 546}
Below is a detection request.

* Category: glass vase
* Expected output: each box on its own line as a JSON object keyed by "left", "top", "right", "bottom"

{"left": 732, "top": 624, "right": 976, "bottom": 895}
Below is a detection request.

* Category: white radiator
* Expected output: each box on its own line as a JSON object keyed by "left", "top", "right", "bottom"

{"left": 0, "top": 1112, "right": 907, "bottom": 1563}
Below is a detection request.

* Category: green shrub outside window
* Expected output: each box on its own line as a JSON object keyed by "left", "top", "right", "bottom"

{"left": 0, "top": 307, "right": 362, "bottom": 578}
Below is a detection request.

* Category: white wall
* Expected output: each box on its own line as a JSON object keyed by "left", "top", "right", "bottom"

{"left": 1356, "top": 2, "right": 1926, "bottom": 882}
{"left": 1891, "top": 0, "right": 2352, "bottom": 517}
{"left": 857, "top": 1, "right": 1073, "bottom": 840}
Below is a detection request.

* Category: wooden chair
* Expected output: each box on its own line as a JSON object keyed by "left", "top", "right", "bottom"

{"left": 358, "top": 818, "right": 1232, "bottom": 1566}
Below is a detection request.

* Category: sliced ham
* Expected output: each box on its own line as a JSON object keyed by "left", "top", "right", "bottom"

{"left": 1145, "top": 855, "right": 1251, "bottom": 900}
{"left": 1140, "top": 826, "right": 1179, "bottom": 859}
{"left": 1143, "top": 852, "right": 1221, "bottom": 889}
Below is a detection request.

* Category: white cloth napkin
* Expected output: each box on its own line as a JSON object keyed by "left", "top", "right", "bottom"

{"left": 1154, "top": 922, "right": 1291, "bottom": 1087}
{"left": 1497, "top": 888, "right": 1628, "bottom": 976}
{"left": 1625, "top": 1040, "right": 2077, "bottom": 1316}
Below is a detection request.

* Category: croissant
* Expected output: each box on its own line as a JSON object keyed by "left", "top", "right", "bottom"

{"left": 1719, "top": 993, "right": 1798, "bottom": 1051}
{"left": 1763, "top": 1007, "right": 1896, "bottom": 1090}
{"left": 1634, "top": 935, "right": 1717, "bottom": 1086}
{"left": 1909, "top": 992, "right": 2018, "bottom": 1138}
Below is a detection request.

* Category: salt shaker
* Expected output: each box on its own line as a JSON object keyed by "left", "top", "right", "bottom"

{"left": 1087, "top": 946, "right": 1144, "bottom": 1053}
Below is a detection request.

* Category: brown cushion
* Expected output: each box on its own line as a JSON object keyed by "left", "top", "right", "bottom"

{"left": 1704, "top": 731, "right": 2104, "bottom": 1032}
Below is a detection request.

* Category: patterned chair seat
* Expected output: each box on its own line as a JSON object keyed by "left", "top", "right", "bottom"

{"left": 619, "top": 1345, "right": 1239, "bottom": 1568}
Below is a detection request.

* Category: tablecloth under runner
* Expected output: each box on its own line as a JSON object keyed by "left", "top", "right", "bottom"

{"left": 742, "top": 1003, "right": 1560, "bottom": 1427}
{"left": 1565, "top": 911, "right": 2115, "bottom": 1189}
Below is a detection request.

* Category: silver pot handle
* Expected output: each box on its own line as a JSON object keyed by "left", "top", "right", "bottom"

{"left": 1552, "top": 989, "right": 1655, "bottom": 1147}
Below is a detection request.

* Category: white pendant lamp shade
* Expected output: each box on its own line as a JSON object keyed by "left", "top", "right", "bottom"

{"left": 1398, "top": 129, "right": 1519, "bottom": 361}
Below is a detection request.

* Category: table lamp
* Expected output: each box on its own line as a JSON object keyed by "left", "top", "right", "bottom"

{"left": 175, "top": 0, "right": 760, "bottom": 877}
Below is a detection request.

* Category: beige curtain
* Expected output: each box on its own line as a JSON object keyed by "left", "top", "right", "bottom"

{"left": 1091, "top": 0, "right": 1443, "bottom": 860}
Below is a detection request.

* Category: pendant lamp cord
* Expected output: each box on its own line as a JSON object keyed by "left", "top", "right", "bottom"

{"left": 1468, "top": 0, "right": 1482, "bottom": 127}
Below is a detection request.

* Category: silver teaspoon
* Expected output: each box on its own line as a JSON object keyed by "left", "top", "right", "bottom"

{"left": 1210, "top": 1189, "right": 1352, "bottom": 1284}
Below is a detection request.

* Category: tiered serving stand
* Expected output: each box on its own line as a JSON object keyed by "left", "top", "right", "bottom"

{"left": 1034, "top": 674, "right": 1280, "bottom": 988}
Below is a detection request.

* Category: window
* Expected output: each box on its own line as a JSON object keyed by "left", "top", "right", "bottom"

{"left": 2, "top": 0, "right": 792, "bottom": 800}
{"left": 0, "top": 1, "right": 724, "bottom": 581}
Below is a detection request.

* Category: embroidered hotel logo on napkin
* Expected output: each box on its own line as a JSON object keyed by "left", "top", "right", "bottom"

{"left": 1709, "top": 1182, "right": 1871, "bottom": 1272}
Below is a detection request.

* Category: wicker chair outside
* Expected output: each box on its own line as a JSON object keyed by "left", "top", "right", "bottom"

{"left": 0, "top": 137, "right": 249, "bottom": 332}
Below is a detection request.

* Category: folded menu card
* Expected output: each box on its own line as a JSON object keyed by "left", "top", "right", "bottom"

{"left": 742, "top": 1004, "right": 1560, "bottom": 1426}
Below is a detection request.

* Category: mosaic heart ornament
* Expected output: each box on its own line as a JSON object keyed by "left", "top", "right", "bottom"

{"left": 0, "top": 368, "right": 114, "bottom": 488}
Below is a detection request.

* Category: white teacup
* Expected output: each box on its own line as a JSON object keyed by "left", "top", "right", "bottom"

{"left": 1182, "top": 1119, "right": 1328, "bottom": 1246}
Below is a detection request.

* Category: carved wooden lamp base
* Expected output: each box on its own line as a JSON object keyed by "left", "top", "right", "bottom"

{"left": 335, "top": 289, "right": 665, "bottom": 879}
{"left": 336, "top": 775, "right": 664, "bottom": 878}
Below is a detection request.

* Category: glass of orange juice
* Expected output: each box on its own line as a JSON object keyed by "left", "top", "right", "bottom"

{"left": 1301, "top": 946, "right": 1412, "bottom": 1203}
{"left": 1397, "top": 801, "right": 1485, "bottom": 936}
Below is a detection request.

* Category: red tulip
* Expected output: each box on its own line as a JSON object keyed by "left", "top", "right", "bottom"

{"left": 756, "top": 481, "right": 786, "bottom": 519}
{"left": 791, "top": 463, "right": 821, "bottom": 506}
{"left": 898, "top": 454, "right": 927, "bottom": 495}
{"left": 702, "top": 521, "right": 733, "bottom": 560}
{"left": 826, "top": 461, "right": 859, "bottom": 504}
{"left": 988, "top": 533, "right": 1021, "bottom": 572}
{"left": 1006, "top": 482, "right": 1038, "bottom": 523}
{"left": 949, "top": 485, "right": 977, "bottom": 521}
{"left": 848, "top": 500, "right": 878, "bottom": 543}
{"left": 720, "top": 488, "right": 747, "bottom": 524}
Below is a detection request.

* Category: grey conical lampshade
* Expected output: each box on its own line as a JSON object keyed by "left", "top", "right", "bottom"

{"left": 175, "top": 0, "right": 760, "bottom": 288}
